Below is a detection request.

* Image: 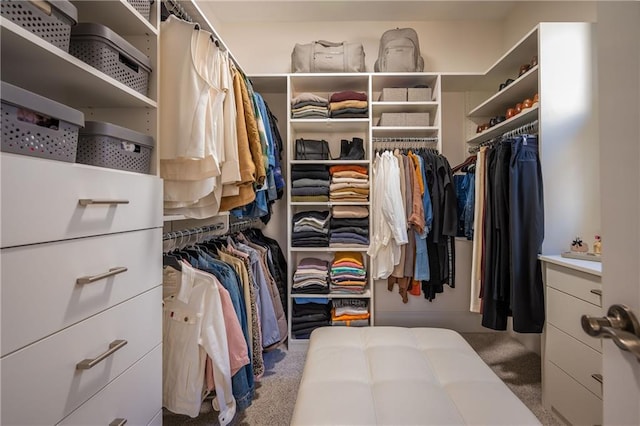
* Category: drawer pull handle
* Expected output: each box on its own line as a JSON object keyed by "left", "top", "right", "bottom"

{"left": 590, "top": 289, "right": 603, "bottom": 297}
{"left": 78, "top": 199, "right": 130, "bottom": 206}
{"left": 592, "top": 373, "right": 603, "bottom": 384}
{"left": 109, "top": 419, "right": 127, "bottom": 426}
{"left": 76, "top": 339, "right": 127, "bottom": 370}
{"left": 76, "top": 267, "right": 128, "bottom": 285}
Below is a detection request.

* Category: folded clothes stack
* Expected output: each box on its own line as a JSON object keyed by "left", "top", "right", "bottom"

{"left": 292, "top": 210, "right": 330, "bottom": 247}
{"left": 331, "top": 298, "right": 370, "bottom": 326}
{"left": 292, "top": 298, "right": 331, "bottom": 339}
{"left": 330, "top": 251, "right": 367, "bottom": 294}
{"left": 291, "top": 92, "right": 329, "bottom": 119}
{"left": 332, "top": 205, "right": 369, "bottom": 219}
{"left": 291, "top": 164, "right": 330, "bottom": 202}
{"left": 292, "top": 257, "right": 329, "bottom": 294}
{"left": 329, "top": 216, "right": 369, "bottom": 247}
{"left": 329, "top": 164, "right": 369, "bottom": 203}
{"left": 329, "top": 90, "right": 368, "bottom": 118}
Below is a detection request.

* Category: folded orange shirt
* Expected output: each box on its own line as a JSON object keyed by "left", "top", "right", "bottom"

{"left": 329, "top": 165, "right": 368, "bottom": 175}
{"left": 331, "top": 310, "right": 371, "bottom": 321}
{"left": 333, "top": 251, "right": 363, "bottom": 265}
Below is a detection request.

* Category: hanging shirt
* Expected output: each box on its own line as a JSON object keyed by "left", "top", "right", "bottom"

{"left": 162, "top": 263, "right": 236, "bottom": 425}
{"left": 159, "top": 16, "right": 221, "bottom": 183}
{"left": 368, "top": 151, "right": 408, "bottom": 279}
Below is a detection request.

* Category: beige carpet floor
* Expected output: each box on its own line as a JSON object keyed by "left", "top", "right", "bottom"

{"left": 163, "top": 331, "right": 561, "bottom": 426}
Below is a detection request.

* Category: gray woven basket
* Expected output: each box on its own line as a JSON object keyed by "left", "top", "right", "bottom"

{"left": 0, "top": 0, "right": 77, "bottom": 52}
{"left": 70, "top": 24, "right": 152, "bottom": 96}
{"left": 126, "top": 0, "right": 151, "bottom": 21}
{"left": 1, "top": 82, "right": 84, "bottom": 162}
{"left": 76, "top": 121, "right": 154, "bottom": 174}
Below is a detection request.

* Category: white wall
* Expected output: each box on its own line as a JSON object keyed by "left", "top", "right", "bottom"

{"left": 502, "top": 1, "right": 597, "bottom": 49}
{"left": 216, "top": 20, "right": 504, "bottom": 74}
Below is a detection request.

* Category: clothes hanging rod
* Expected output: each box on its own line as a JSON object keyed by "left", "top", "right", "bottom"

{"left": 162, "top": 222, "right": 226, "bottom": 242}
{"left": 468, "top": 120, "right": 538, "bottom": 154}
{"left": 372, "top": 137, "right": 439, "bottom": 143}
{"left": 168, "top": 0, "right": 246, "bottom": 74}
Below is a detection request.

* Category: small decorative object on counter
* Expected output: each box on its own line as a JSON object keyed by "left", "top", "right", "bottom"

{"left": 593, "top": 235, "right": 602, "bottom": 255}
{"left": 570, "top": 236, "right": 588, "bottom": 253}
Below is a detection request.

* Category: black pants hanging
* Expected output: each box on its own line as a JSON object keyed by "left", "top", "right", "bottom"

{"left": 482, "top": 136, "right": 545, "bottom": 333}
{"left": 509, "top": 136, "right": 545, "bottom": 333}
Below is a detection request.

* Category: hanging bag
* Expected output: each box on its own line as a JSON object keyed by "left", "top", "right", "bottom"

{"left": 292, "top": 40, "right": 365, "bottom": 73}
{"left": 374, "top": 28, "right": 425, "bottom": 72}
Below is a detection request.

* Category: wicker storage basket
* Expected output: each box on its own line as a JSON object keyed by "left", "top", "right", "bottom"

{"left": 0, "top": 0, "right": 77, "bottom": 52}
{"left": 70, "top": 23, "right": 152, "bottom": 96}
{"left": 1, "top": 81, "right": 84, "bottom": 162}
{"left": 76, "top": 121, "right": 154, "bottom": 174}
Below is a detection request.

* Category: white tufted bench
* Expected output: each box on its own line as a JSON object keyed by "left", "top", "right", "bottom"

{"left": 291, "top": 327, "right": 541, "bottom": 425}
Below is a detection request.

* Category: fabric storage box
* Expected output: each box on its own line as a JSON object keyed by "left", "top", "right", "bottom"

{"left": 1, "top": 81, "right": 84, "bottom": 162}
{"left": 126, "top": 0, "right": 152, "bottom": 21}
{"left": 0, "top": 0, "right": 77, "bottom": 52}
{"left": 69, "top": 23, "right": 152, "bottom": 96}
{"left": 379, "top": 113, "right": 406, "bottom": 126}
{"left": 408, "top": 87, "right": 433, "bottom": 101}
{"left": 379, "top": 88, "right": 407, "bottom": 102}
{"left": 76, "top": 121, "right": 154, "bottom": 174}
{"left": 406, "top": 112, "right": 430, "bottom": 126}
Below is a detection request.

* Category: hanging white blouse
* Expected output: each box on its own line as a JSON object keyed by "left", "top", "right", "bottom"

{"left": 217, "top": 50, "right": 241, "bottom": 189}
{"left": 160, "top": 15, "right": 225, "bottom": 206}
{"left": 368, "top": 151, "right": 408, "bottom": 279}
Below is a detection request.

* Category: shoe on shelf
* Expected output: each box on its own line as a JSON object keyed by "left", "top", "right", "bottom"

{"left": 342, "top": 137, "right": 365, "bottom": 160}
{"left": 339, "top": 139, "right": 351, "bottom": 159}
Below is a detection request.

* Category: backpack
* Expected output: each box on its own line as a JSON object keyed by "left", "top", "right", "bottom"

{"left": 374, "top": 28, "right": 424, "bottom": 72}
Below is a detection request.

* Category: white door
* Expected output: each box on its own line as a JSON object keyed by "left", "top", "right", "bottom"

{"left": 596, "top": 2, "right": 640, "bottom": 424}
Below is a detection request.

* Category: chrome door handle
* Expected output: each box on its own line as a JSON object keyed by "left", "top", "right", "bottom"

{"left": 76, "top": 267, "right": 128, "bottom": 285}
{"left": 109, "top": 419, "right": 127, "bottom": 426}
{"left": 582, "top": 304, "right": 640, "bottom": 362}
{"left": 78, "top": 199, "right": 129, "bottom": 206}
{"left": 76, "top": 340, "right": 127, "bottom": 370}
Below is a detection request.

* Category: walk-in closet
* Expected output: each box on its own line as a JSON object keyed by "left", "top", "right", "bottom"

{"left": 1, "top": 1, "right": 639, "bottom": 425}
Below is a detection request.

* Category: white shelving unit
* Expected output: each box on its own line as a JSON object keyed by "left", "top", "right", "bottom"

{"left": 286, "top": 72, "right": 443, "bottom": 345}
{"left": 463, "top": 27, "right": 540, "bottom": 146}
{"left": 370, "top": 73, "right": 442, "bottom": 150}
{"left": 0, "top": 1, "right": 163, "bottom": 425}
{"left": 287, "top": 73, "right": 373, "bottom": 344}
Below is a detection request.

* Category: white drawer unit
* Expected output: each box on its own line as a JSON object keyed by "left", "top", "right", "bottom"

{"left": 546, "top": 324, "right": 602, "bottom": 398}
{"left": 57, "top": 344, "right": 162, "bottom": 426}
{"left": 0, "top": 286, "right": 162, "bottom": 426}
{"left": 544, "top": 361, "right": 603, "bottom": 426}
{"left": 540, "top": 256, "right": 602, "bottom": 426}
{"left": 547, "top": 286, "right": 603, "bottom": 351}
{"left": 1, "top": 3, "right": 161, "bottom": 425}
{"left": 0, "top": 153, "right": 162, "bottom": 248}
{"left": 1, "top": 228, "right": 162, "bottom": 356}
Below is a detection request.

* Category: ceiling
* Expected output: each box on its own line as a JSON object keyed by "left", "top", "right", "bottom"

{"left": 195, "top": 1, "right": 520, "bottom": 23}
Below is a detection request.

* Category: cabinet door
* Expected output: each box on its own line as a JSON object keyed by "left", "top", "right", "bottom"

{"left": 544, "top": 362, "right": 603, "bottom": 426}
{"left": 0, "top": 287, "right": 162, "bottom": 426}
{"left": 0, "top": 154, "right": 162, "bottom": 248}
{"left": 1, "top": 228, "right": 162, "bottom": 356}
{"left": 57, "top": 344, "right": 162, "bottom": 426}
